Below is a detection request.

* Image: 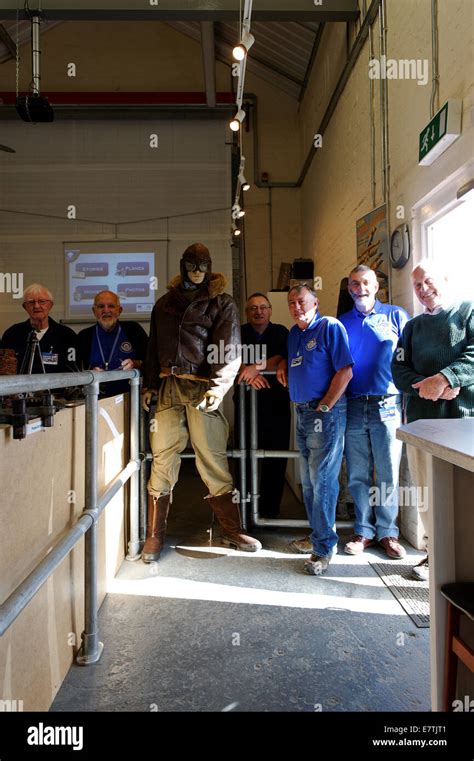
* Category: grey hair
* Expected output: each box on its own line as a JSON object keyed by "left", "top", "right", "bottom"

{"left": 23, "top": 283, "right": 54, "bottom": 301}
{"left": 288, "top": 282, "right": 318, "bottom": 299}
{"left": 348, "top": 264, "right": 376, "bottom": 278}
{"left": 93, "top": 290, "right": 121, "bottom": 306}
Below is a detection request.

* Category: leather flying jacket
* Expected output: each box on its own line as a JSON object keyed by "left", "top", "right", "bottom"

{"left": 144, "top": 273, "right": 241, "bottom": 399}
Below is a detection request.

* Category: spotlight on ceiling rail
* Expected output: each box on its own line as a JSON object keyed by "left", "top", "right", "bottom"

{"left": 230, "top": 109, "right": 246, "bottom": 132}
{"left": 232, "top": 30, "right": 255, "bottom": 62}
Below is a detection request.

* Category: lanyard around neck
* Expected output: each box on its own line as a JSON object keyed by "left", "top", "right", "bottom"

{"left": 96, "top": 324, "right": 121, "bottom": 370}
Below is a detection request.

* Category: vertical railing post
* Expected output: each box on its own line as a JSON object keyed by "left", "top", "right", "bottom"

{"left": 238, "top": 381, "right": 247, "bottom": 530}
{"left": 139, "top": 401, "right": 149, "bottom": 545}
{"left": 250, "top": 386, "right": 259, "bottom": 522}
{"left": 127, "top": 376, "right": 141, "bottom": 560}
{"left": 76, "top": 380, "right": 103, "bottom": 665}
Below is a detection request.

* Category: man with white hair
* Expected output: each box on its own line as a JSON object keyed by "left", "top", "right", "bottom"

{"left": 1, "top": 283, "right": 78, "bottom": 374}
{"left": 391, "top": 259, "right": 474, "bottom": 580}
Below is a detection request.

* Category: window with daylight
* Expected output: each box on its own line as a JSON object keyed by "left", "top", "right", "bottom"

{"left": 426, "top": 192, "right": 474, "bottom": 302}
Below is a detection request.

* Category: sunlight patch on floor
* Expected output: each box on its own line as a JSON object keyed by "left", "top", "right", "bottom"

{"left": 108, "top": 569, "right": 404, "bottom": 615}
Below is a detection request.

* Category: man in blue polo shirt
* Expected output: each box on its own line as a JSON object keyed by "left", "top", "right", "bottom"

{"left": 277, "top": 283, "right": 353, "bottom": 575}
{"left": 339, "top": 265, "right": 409, "bottom": 559}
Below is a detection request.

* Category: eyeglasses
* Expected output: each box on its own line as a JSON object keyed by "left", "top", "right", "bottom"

{"left": 184, "top": 261, "right": 209, "bottom": 273}
{"left": 247, "top": 305, "right": 270, "bottom": 312}
{"left": 24, "top": 299, "right": 51, "bottom": 306}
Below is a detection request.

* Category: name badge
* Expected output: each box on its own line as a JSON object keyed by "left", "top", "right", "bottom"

{"left": 41, "top": 352, "right": 59, "bottom": 365}
{"left": 291, "top": 356, "right": 303, "bottom": 367}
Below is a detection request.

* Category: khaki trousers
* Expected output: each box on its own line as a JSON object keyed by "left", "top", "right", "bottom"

{"left": 148, "top": 377, "right": 233, "bottom": 498}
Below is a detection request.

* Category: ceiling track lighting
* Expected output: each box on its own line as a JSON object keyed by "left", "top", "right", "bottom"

{"left": 231, "top": 0, "right": 253, "bottom": 133}
{"left": 229, "top": 108, "right": 246, "bottom": 132}
{"left": 232, "top": 204, "right": 245, "bottom": 220}
{"left": 232, "top": 29, "right": 255, "bottom": 62}
{"left": 238, "top": 156, "right": 250, "bottom": 191}
{"left": 230, "top": 0, "right": 253, "bottom": 238}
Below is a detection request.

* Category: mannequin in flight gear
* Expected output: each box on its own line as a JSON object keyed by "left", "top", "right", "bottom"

{"left": 142, "top": 242, "right": 261, "bottom": 561}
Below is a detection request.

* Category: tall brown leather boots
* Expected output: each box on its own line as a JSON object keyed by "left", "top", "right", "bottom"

{"left": 142, "top": 494, "right": 171, "bottom": 563}
{"left": 208, "top": 492, "right": 262, "bottom": 552}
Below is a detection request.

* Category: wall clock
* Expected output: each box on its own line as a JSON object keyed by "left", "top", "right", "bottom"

{"left": 390, "top": 223, "right": 411, "bottom": 269}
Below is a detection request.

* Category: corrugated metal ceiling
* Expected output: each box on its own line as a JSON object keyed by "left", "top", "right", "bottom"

{"left": 0, "top": 19, "right": 322, "bottom": 100}
{"left": 168, "top": 20, "right": 322, "bottom": 99}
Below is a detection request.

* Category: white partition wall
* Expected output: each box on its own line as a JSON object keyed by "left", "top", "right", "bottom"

{"left": 0, "top": 119, "right": 233, "bottom": 334}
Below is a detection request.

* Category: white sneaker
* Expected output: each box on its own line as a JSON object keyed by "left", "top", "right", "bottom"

{"left": 411, "top": 556, "right": 429, "bottom": 581}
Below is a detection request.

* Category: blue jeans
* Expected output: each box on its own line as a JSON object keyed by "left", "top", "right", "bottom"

{"left": 345, "top": 396, "right": 403, "bottom": 540}
{"left": 295, "top": 398, "right": 347, "bottom": 557}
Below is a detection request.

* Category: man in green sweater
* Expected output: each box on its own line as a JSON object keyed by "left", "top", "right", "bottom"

{"left": 391, "top": 259, "right": 474, "bottom": 580}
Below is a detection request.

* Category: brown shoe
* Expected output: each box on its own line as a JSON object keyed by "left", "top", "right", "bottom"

{"left": 379, "top": 537, "right": 406, "bottom": 559}
{"left": 289, "top": 536, "right": 312, "bottom": 554}
{"left": 208, "top": 492, "right": 262, "bottom": 552}
{"left": 344, "top": 535, "right": 375, "bottom": 555}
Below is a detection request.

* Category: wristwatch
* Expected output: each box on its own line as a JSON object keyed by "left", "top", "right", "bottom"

{"left": 319, "top": 404, "right": 330, "bottom": 413}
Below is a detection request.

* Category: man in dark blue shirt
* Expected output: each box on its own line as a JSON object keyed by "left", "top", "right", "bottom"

{"left": 1, "top": 283, "right": 78, "bottom": 378}
{"left": 339, "top": 265, "right": 409, "bottom": 559}
{"left": 278, "top": 283, "right": 353, "bottom": 575}
{"left": 235, "top": 292, "right": 290, "bottom": 518}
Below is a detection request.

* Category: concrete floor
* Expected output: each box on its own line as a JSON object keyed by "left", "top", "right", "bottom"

{"left": 51, "top": 462, "right": 430, "bottom": 713}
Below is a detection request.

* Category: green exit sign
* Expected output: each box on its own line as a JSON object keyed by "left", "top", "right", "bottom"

{"left": 419, "top": 99, "right": 462, "bottom": 165}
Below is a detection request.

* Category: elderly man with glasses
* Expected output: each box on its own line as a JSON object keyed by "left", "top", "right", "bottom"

{"left": 1, "top": 283, "right": 78, "bottom": 375}
{"left": 235, "top": 292, "right": 291, "bottom": 519}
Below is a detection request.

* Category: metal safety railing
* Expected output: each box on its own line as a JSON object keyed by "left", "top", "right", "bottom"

{"left": 1, "top": 369, "right": 351, "bottom": 663}
{"left": 0, "top": 369, "right": 142, "bottom": 666}
{"left": 238, "top": 372, "right": 352, "bottom": 531}
{"left": 141, "top": 372, "right": 352, "bottom": 532}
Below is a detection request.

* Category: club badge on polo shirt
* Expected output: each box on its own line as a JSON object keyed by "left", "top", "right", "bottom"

{"left": 120, "top": 341, "right": 132, "bottom": 353}
{"left": 306, "top": 337, "right": 317, "bottom": 351}
{"left": 372, "top": 317, "right": 391, "bottom": 336}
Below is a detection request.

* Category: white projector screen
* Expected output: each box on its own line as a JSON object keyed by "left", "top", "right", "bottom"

{"left": 64, "top": 240, "right": 167, "bottom": 320}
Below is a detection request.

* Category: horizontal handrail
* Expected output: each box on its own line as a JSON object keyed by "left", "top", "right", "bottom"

{"left": 0, "top": 513, "right": 93, "bottom": 636}
{"left": 0, "top": 368, "right": 140, "bottom": 395}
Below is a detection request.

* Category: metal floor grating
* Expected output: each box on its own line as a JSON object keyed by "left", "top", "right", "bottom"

{"left": 370, "top": 562, "right": 430, "bottom": 628}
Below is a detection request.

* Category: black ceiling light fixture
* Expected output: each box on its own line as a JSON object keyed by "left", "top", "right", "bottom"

{"left": 15, "top": 9, "right": 54, "bottom": 123}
